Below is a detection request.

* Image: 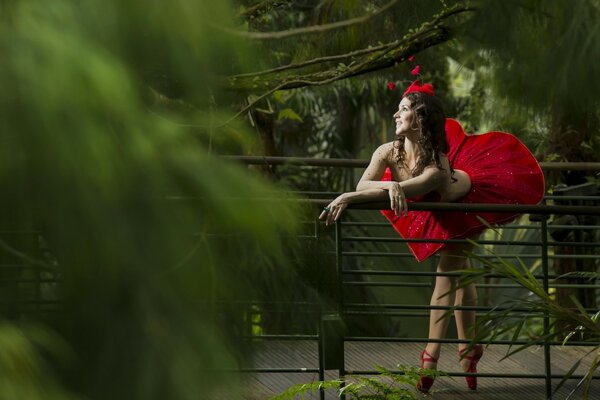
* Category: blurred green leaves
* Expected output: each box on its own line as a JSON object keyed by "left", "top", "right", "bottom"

{"left": 463, "top": 0, "right": 600, "bottom": 110}
{"left": 0, "top": 323, "right": 77, "bottom": 400}
{"left": 0, "top": 0, "right": 301, "bottom": 399}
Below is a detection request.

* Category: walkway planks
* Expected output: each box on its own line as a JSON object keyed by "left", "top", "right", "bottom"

{"left": 239, "top": 340, "right": 600, "bottom": 400}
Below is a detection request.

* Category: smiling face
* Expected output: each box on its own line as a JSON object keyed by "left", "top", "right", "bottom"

{"left": 393, "top": 97, "right": 419, "bottom": 137}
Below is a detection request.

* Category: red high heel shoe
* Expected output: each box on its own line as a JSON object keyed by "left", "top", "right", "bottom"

{"left": 458, "top": 344, "right": 483, "bottom": 390}
{"left": 416, "top": 349, "right": 438, "bottom": 393}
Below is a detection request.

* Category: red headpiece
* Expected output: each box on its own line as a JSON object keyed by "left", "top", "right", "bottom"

{"left": 402, "top": 79, "right": 435, "bottom": 97}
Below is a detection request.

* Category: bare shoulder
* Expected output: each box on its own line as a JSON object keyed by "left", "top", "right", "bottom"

{"left": 371, "top": 142, "right": 395, "bottom": 162}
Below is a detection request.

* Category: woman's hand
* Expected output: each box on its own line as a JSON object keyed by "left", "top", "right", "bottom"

{"left": 319, "top": 194, "right": 349, "bottom": 226}
{"left": 389, "top": 182, "right": 407, "bottom": 216}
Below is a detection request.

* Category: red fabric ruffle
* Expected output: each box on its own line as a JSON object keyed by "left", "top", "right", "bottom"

{"left": 380, "top": 118, "right": 545, "bottom": 262}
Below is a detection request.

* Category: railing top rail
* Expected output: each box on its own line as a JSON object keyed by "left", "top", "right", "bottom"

{"left": 168, "top": 196, "right": 599, "bottom": 215}
{"left": 223, "top": 155, "right": 600, "bottom": 171}
{"left": 307, "top": 198, "right": 600, "bottom": 215}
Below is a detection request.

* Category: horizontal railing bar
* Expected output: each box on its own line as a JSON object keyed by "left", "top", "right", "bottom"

{"left": 347, "top": 370, "right": 599, "bottom": 379}
{"left": 337, "top": 251, "right": 600, "bottom": 260}
{"left": 326, "top": 251, "right": 417, "bottom": 258}
{"left": 236, "top": 368, "right": 319, "bottom": 373}
{"left": 223, "top": 156, "right": 600, "bottom": 172}
{"left": 345, "top": 337, "right": 600, "bottom": 346}
{"left": 343, "top": 305, "right": 533, "bottom": 313}
{"left": 346, "top": 311, "right": 456, "bottom": 317}
{"left": 344, "top": 281, "right": 430, "bottom": 288}
{"left": 310, "top": 199, "right": 600, "bottom": 215}
{"left": 343, "top": 281, "right": 600, "bottom": 289}
{"left": 344, "top": 311, "right": 597, "bottom": 320}
{"left": 342, "top": 303, "right": 599, "bottom": 312}
{"left": 295, "top": 192, "right": 600, "bottom": 202}
{"left": 227, "top": 300, "right": 319, "bottom": 307}
{"left": 343, "top": 305, "right": 527, "bottom": 312}
{"left": 347, "top": 311, "right": 526, "bottom": 317}
{"left": 544, "top": 195, "right": 600, "bottom": 201}
{"left": 244, "top": 335, "right": 319, "bottom": 340}
{"left": 233, "top": 368, "right": 599, "bottom": 380}
{"left": 341, "top": 236, "right": 600, "bottom": 247}
{"left": 173, "top": 197, "right": 600, "bottom": 214}
{"left": 341, "top": 270, "right": 564, "bottom": 279}
{"left": 339, "top": 222, "right": 600, "bottom": 231}
{"left": 246, "top": 310, "right": 320, "bottom": 315}
{"left": 346, "top": 308, "right": 542, "bottom": 316}
{"left": 345, "top": 310, "right": 545, "bottom": 317}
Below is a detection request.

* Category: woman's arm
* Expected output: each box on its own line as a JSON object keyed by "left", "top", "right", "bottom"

{"left": 397, "top": 166, "right": 449, "bottom": 198}
{"left": 319, "top": 189, "right": 390, "bottom": 225}
{"left": 320, "top": 165, "right": 449, "bottom": 225}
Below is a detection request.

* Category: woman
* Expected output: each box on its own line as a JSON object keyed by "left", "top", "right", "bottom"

{"left": 319, "top": 80, "right": 544, "bottom": 392}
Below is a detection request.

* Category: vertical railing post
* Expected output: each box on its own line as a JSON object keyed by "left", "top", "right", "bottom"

{"left": 335, "top": 218, "right": 344, "bottom": 315}
{"left": 541, "top": 218, "right": 552, "bottom": 399}
{"left": 317, "top": 216, "right": 346, "bottom": 399}
{"left": 315, "top": 217, "right": 325, "bottom": 400}
{"left": 335, "top": 218, "right": 346, "bottom": 400}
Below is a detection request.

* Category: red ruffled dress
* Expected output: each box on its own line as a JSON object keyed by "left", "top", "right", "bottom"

{"left": 380, "top": 118, "right": 545, "bottom": 262}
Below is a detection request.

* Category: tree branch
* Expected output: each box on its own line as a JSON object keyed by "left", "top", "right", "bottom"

{"left": 148, "top": 4, "right": 476, "bottom": 130}
{"left": 229, "top": 40, "right": 395, "bottom": 79}
{"left": 220, "top": 0, "right": 401, "bottom": 40}
{"left": 226, "top": 5, "right": 475, "bottom": 92}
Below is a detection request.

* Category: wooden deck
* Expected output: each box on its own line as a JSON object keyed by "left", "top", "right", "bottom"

{"left": 237, "top": 340, "right": 600, "bottom": 400}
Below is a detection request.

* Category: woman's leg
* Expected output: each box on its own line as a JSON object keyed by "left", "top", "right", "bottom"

{"left": 423, "top": 245, "right": 473, "bottom": 366}
{"left": 453, "top": 257, "right": 479, "bottom": 370}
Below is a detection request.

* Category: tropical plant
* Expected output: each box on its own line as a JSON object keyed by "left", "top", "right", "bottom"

{"left": 456, "top": 242, "right": 600, "bottom": 399}
{"left": 269, "top": 365, "right": 445, "bottom": 400}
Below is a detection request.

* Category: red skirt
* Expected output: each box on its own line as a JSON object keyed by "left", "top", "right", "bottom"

{"left": 380, "top": 118, "right": 545, "bottom": 262}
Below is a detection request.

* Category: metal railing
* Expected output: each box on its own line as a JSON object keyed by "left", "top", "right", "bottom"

{"left": 233, "top": 156, "right": 600, "bottom": 399}
{"left": 241, "top": 199, "right": 600, "bottom": 399}
{"left": 1, "top": 157, "right": 599, "bottom": 399}
{"left": 323, "top": 202, "right": 599, "bottom": 398}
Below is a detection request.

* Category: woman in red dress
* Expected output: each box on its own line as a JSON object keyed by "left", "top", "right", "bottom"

{"left": 320, "top": 80, "right": 544, "bottom": 392}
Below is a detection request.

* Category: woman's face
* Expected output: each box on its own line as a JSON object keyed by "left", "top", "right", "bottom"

{"left": 393, "top": 97, "right": 418, "bottom": 136}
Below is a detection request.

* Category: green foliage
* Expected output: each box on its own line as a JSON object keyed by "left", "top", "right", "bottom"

{"left": 270, "top": 365, "right": 445, "bottom": 400}
{"left": 0, "top": 0, "right": 302, "bottom": 399}
{"left": 457, "top": 0, "right": 600, "bottom": 162}
{"left": 278, "top": 107, "right": 304, "bottom": 122}
{"left": 455, "top": 244, "right": 600, "bottom": 399}
{"left": 0, "top": 323, "right": 77, "bottom": 400}
{"left": 461, "top": 0, "right": 600, "bottom": 110}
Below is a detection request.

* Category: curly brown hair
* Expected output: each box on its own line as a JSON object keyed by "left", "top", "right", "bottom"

{"left": 394, "top": 91, "right": 448, "bottom": 176}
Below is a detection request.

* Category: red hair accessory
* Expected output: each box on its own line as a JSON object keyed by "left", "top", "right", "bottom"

{"left": 402, "top": 79, "right": 435, "bottom": 97}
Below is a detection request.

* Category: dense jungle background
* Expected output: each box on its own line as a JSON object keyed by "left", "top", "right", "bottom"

{"left": 0, "top": 0, "right": 599, "bottom": 399}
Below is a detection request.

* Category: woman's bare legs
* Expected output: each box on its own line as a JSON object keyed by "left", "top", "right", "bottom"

{"left": 453, "top": 257, "right": 479, "bottom": 370}
{"left": 422, "top": 244, "right": 476, "bottom": 370}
